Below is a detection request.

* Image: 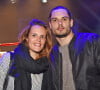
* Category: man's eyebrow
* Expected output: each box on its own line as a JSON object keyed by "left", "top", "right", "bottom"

{"left": 51, "top": 16, "right": 69, "bottom": 19}
{"left": 51, "top": 17, "right": 57, "bottom": 19}
{"left": 62, "top": 16, "right": 69, "bottom": 18}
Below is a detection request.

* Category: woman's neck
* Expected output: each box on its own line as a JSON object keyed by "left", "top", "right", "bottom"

{"left": 29, "top": 50, "right": 39, "bottom": 60}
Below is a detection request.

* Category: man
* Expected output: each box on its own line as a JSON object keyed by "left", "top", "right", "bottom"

{"left": 49, "top": 6, "right": 100, "bottom": 90}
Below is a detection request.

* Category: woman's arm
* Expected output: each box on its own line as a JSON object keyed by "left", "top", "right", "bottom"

{"left": 0, "top": 52, "right": 11, "bottom": 89}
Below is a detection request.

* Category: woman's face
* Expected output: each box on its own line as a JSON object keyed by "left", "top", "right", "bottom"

{"left": 26, "top": 25, "right": 47, "bottom": 55}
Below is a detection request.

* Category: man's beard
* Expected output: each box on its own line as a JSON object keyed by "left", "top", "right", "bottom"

{"left": 55, "top": 30, "right": 71, "bottom": 38}
{"left": 55, "top": 33, "right": 67, "bottom": 38}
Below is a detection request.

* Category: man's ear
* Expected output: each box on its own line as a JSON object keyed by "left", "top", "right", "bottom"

{"left": 49, "top": 22, "right": 51, "bottom": 29}
{"left": 70, "top": 19, "right": 74, "bottom": 28}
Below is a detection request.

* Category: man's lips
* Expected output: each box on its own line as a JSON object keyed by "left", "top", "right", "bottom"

{"left": 58, "top": 27, "right": 64, "bottom": 31}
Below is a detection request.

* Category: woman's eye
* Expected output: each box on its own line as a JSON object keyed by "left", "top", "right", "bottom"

{"left": 40, "top": 35, "right": 46, "bottom": 39}
{"left": 32, "top": 34, "right": 37, "bottom": 37}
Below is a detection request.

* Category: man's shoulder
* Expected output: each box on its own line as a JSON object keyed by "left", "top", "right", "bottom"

{"left": 76, "top": 32, "right": 100, "bottom": 41}
{"left": 51, "top": 43, "right": 60, "bottom": 53}
{"left": 78, "top": 32, "right": 99, "bottom": 37}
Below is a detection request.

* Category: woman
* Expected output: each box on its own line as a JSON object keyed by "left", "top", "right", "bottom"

{"left": 0, "top": 19, "right": 53, "bottom": 90}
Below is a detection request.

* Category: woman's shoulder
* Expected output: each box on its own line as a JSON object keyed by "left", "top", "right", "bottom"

{"left": 0, "top": 52, "right": 11, "bottom": 59}
{"left": 0, "top": 52, "right": 11, "bottom": 90}
{"left": 0, "top": 52, "right": 11, "bottom": 68}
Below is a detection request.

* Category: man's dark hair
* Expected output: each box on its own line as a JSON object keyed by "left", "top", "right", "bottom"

{"left": 48, "top": 6, "right": 72, "bottom": 20}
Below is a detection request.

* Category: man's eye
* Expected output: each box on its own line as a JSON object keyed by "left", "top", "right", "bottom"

{"left": 51, "top": 19, "right": 57, "bottom": 22}
{"left": 62, "top": 17, "right": 69, "bottom": 21}
{"left": 64, "top": 18, "right": 67, "bottom": 20}
{"left": 53, "top": 19, "right": 57, "bottom": 21}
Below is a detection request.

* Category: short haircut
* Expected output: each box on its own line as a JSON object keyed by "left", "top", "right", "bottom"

{"left": 48, "top": 6, "right": 72, "bottom": 20}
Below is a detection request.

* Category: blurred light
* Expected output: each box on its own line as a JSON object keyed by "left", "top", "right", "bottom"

{"left": 42, "top": 0, "right": 47, "bottom": 3}
{"left": 10, "top": 0, "right": 16, "bottom": 4}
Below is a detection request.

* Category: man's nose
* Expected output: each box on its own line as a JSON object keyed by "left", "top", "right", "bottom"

{"left": 58, "top": 20, "right": 62, "bottom": 25}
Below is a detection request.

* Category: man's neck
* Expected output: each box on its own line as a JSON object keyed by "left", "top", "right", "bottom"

{"left": 56, "top": 31, "right": 74, "bottom": 46}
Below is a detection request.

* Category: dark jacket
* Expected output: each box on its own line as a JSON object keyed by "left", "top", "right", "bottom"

{"left": 50, "top": 33, "right": 100, "bottom": 90}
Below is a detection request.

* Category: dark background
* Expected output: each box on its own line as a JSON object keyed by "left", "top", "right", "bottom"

{"left": 0, "top": 0, "right": 100, "bottom": 51}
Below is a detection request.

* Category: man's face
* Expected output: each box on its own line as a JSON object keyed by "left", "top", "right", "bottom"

{"left": 49, "top": 9, "right": 73, "bottom": 38}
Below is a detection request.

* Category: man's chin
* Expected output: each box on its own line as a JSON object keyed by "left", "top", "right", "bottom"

{"left": 55, "top": 34, "right": 68, "bottom": 38}
{"left": 55, "top": 30, "right": 71, "bottom": 38}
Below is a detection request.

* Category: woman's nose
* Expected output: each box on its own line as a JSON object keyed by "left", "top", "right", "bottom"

{"left": 36, "top": 36, "right": 41, "bottom": 42}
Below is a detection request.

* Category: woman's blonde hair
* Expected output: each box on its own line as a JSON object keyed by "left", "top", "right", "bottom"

{"left": 18, "top": 19, "right": 53, "bottom": 59}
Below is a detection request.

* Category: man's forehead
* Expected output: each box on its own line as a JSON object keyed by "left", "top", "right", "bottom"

{"left": 51, "top": 9, "right": 69, "bottom": 17}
